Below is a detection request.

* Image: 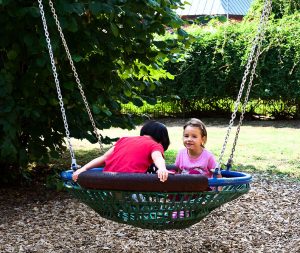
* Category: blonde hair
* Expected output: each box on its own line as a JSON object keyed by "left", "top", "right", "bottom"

{"left": 183, "top": 118, "right": 207, "bottom": 147}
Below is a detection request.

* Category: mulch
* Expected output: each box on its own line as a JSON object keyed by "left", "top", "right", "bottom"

{"left": 1, "top": 173, "right": 299, "bottom": 253}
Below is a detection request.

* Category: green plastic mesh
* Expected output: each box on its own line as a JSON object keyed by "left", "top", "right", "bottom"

{"left": 66, "top": 183, "right": 250, "bottom": 230}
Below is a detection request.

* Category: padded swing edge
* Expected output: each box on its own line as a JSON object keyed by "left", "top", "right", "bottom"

{"left": 77, "top": 170, "right": 209, "bottom": 192}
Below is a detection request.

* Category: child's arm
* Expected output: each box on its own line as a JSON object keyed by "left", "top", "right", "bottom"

{"left": 72, "top": 147, "right": 114, "bottom": 182}
{"left": 151, "top": 151, "right": 169, "bottom": 182}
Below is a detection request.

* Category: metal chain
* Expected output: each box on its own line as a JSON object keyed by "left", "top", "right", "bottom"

{"left": 218, "top": 0, "right": 272, "bottom": 167}
{"left": 48, "top": 0, "right": 103, "bottom": 151}
{"left": 38, "top": 0, "right": 77, "bottom": 168}
{"left": 228, "top": 0, "right": 272, "bottom": 163}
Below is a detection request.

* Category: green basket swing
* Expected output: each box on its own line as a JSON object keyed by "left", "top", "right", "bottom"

{"left": 61, "top": 168, "right": 251, "bottom": 230}
{"left": 38, "top": 0, "right": 272, "bottom": 230}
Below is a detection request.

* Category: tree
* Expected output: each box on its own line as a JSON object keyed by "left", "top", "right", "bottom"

{"left": 0, "top": 0, "right": 189, "bottom": 181}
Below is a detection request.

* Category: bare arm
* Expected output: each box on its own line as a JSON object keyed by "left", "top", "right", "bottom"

{"left": 151, "top": 151, "right": 169, "bottom": 182}
{"left": 72, "top": 146, "right": 114, "bottom": 182}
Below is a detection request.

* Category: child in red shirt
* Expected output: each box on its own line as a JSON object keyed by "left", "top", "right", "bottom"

{"left": 72, "top": 120, "right": 170, "bottom": 182}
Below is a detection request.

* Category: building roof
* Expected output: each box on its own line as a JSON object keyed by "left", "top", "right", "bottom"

{"left": 176, "top": 0, "right": 254, "bottom": 16}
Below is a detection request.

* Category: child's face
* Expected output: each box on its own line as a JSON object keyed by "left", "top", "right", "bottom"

{"left": 183, "top": 126, "right": 205, "bottom": 152}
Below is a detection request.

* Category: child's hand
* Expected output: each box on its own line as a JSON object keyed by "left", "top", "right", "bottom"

{"left": 157, "top": 168, "right": 169, "bottom": 182}
{"left": 72, "top": 168, "right": 86, "bottom": 182}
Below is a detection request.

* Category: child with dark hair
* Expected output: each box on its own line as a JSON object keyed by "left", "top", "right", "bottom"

{"left": 140, "top": 120, "right": 170, "bottom": 151}
{"left": 72, "top": 120, "right": 170, "bottom": 182}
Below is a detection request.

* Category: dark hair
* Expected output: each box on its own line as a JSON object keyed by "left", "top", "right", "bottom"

{"left": 140, "top": 121, "right": 170, "bottom": 151}
{"left": 183, "top": 118, "right": 207, "bottom": 147}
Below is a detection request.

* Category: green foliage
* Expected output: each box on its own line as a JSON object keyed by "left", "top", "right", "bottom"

{"left": 248, "top": 13, "right": 300, "bottom": 118}
{"left": 246, "top": 0, "right": 300, "bottom": 20}
{"left": 157, "top": 8, "right": 300, "bottom": 119}
{"left": 0, "top": 0, "right": 189, "bottom": 183}
{"left": 157, "top": 22, "right": 255, "bottom": 112}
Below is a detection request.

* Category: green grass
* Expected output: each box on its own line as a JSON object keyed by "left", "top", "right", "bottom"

{"left": 54, "top": 118, "right": 300, "bottom": 179}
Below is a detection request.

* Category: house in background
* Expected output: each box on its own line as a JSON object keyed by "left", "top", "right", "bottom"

{"left": 176, "top": 0, "right": 254, "bottom": 21}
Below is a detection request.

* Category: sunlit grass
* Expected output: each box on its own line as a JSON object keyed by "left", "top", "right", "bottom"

{"left": 56, "top": 119, "right": 300, "bottom": 179}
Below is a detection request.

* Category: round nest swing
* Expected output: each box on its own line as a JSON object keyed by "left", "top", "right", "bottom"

{"left": 38, "top": 0, "right": 272, "bottom": 231}
{"left": 61, "top": 168, "right": 251, "bottom": 230}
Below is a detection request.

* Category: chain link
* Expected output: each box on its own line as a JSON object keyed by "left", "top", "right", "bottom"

{"left": 38, "top": 0, "right": 77, "bottom": 168}
{"left": 218, "top": 0, "right": 272, "bottom": 167}
{"left": 228, "top": 0, "right": 272, "bottom": 163}
{"left": 48, "top": 0, "right": 103, "bottom": 151}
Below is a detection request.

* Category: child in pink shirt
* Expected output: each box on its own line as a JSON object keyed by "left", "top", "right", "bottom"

{"left": 172, "top": 118, "right": 220, "bottom": 219}
{"left": 175, "top": 118, "right": 218, "bottom": 178}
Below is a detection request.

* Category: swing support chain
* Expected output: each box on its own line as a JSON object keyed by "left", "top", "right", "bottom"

{"left": 218, "top": 0, "right": 273, "bottom": 170}
{"left": 38, "top": 0, "right": 104, "bottom": 169}
{"left": 38, "top": 0, "right": 78, "bottom": 169}
{"left": 47, "top": 0, "right": 103, "bottom": 152}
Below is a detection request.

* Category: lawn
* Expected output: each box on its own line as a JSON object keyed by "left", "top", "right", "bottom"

{"left": 62, "top": 118, "right": 300, "bottom": 178}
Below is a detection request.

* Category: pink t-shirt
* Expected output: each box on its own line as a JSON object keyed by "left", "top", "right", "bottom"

{"left": 104, "top": 136, "right": 164, "bottom": 173}
{"left": 175, "top": 148, "right": 217, "bottom": 178}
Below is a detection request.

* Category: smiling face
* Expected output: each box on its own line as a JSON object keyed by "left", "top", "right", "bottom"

{"left": 183, "top": 125, "right": 207, "bottom": 156}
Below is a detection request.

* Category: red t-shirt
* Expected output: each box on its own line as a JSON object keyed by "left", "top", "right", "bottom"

{"left": 104, "top": 136, "right": 164, "bottom": 173}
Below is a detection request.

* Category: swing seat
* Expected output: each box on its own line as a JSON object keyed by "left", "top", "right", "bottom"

{"left": 61, "top": 168, "right": 251, "bottom": 230}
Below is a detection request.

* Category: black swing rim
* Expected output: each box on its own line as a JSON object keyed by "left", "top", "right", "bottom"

{"left": 61, "top": 168, "right": 252, "bottom": 189}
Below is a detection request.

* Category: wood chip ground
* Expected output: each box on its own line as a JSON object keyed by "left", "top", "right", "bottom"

{"left": 1, "top": 173, "right": 299, "bottom": 253}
